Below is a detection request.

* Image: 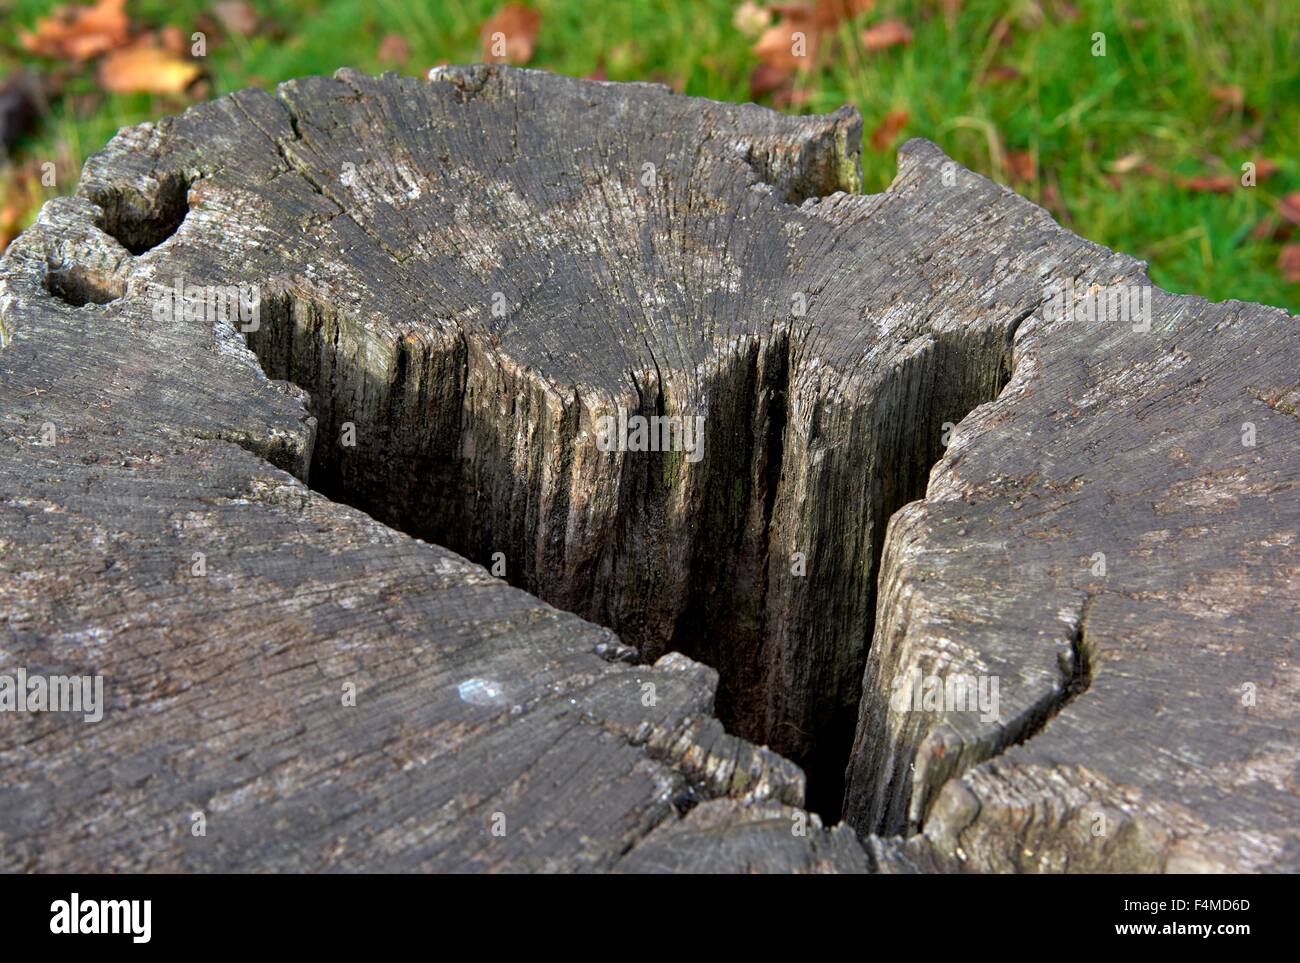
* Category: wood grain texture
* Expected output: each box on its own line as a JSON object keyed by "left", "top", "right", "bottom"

{"left": 0, "top": 65, "right": 1295, "bottom": 872}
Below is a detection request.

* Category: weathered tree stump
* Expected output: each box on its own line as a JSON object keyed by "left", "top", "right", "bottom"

{"left": 1, "top": 65, "right": 1295, "bottom": 873}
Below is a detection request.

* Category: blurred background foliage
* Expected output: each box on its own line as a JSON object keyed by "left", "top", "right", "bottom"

{"left": 2, "top": 0, "right": 1297, "bottom": 310}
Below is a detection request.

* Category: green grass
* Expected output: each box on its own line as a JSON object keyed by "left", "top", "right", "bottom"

{"left": 3, "top": 0, "right": 1298, "bottom": 310}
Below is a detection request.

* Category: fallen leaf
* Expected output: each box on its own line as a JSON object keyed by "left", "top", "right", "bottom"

{"left": 979, "top": 64, "right": 1022, "bottom": 84}
{"left": 1106, "top": 152, "right": 1144, "bottom": 174}
{"left": 1209, "top": 84, "right": 1244, "bottom": 113}
{"left": 160, "top": 24, "right": 188, "bottom": 55}
{"left": 1006, "top": 149, "right": 1036, "bottom": 181}
{"left": 814, "top": 0, "right": 875, "bottom": 28}
{"left": 20, "top": 0, "right": 131, "bottom": 61}
{"left": 1253, "top": 158, "right": 1278, "bottom": 180}
{"left": 1278, "top": 193, "right": 1300, "bottom": 226}
{"left": 869, "top": 108, "right": 909, "bottom": 151}
{"left": 861, "top": 18, "right": 912, "bottom": 51}
{"left": 753, "top": 13, "right": 818, "bottom": 73}
{"left": 98, "top": 43, "right": 201, "bottom": 94}
{"left": 480, "top": 4, "right": 541, "bottom": 66}
{"left": 1179, "top": 174, "right": 1235, "bottom": 193}
{"left": 212, "top": 0, "right": 258, "bottom": 37}
{"left": 733, "top": 1, "right": 773, "bottom": 38}
{"left": 378, "top": 33, "right": 411, "bottom": 67}
{"left": 750, "top": 62, "right": 793, "bottom": 99}
{"left": 773, "top": 87, "right": 812, "bottom": 108}
{"left": 1279, "top": 244, "right": 1300, "bottom": 283}
{"left": 1251, "top": 215, "right": 1281, "bottom": 242}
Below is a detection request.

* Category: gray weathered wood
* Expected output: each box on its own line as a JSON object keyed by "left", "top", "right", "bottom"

{"left": 1, "top": 65, "right": 1295, "bottom": 872}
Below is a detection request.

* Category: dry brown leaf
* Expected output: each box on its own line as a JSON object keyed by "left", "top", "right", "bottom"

{"left": 979, "top": 64, "right": 1022, "bottom": 84}
{"left": 1006, "top": 149, "right": 1036, "bottom": 182}
{"left": 1210, "top": 85, "right": 1243, "bottom": 105}
{"left": 212, "top": 0, "right": 258, "bottom": 37}
{"left": 1179, "top": 174, "right": 1235, "bottom": 193}
{"left": 1279, "top": 244, "right": 1300, "bottom": 283}
{"left": 753, "top": 14, "right": 818, "bottom": 73}
{"left": 814, "top": 0, "right": 874, "bottom": 29}
{"left": 750, "top": 62, "right": 793, "bottom": 99}
{"left": 20, "top": 0, "right": 131, "bottom": 62}
{"left": 861, "top": 18, "right": 912, "bottom": 52}
{"left": 98, "top": 43, "right": 202, "bottom": 94}
{"left": 378, "top": 33, "right": 411, "bottom": 67}
{"left": 1209, "top": 84, "right": 1244, "bottom": 110}
{"left": 1250, "top": 215, "right": 1281, "bottom": 242}
{"left": 480, "top": 4, "right": 541, "bottom": 66}
{"left": 1278, "top": 193, "right": 1300, "bottom": 226}
{"left": 160, "top": 24, "right": 188, "bottom": 54}
{"left": 869, "top": 108, "right": 909, "bottom": 151}
{"left": 773, "top": 87, "right": 812, "bottom": 108}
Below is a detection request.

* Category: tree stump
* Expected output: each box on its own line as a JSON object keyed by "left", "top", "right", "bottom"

{"left": 1, "top": 65, "right": 1295, "bottom": 873}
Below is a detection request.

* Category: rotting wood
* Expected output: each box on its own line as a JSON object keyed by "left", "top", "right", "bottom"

{"left": 0, "top": 65, "right": 1296, "bottom": 872}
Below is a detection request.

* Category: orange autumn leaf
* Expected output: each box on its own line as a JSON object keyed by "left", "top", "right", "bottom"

{"left": 98, "top": 43, "right": 201, "bottom": 94}
{"left": 1179, "top": 173, "right": 1235, "bottom": 193}
{"left": 979, "top": 64, "right": 1022, "bottom": 85}
{"left": 753, "top": 14, "right": 818, "bottom": 73}
{"left": 480, "top": 4, "right": 541, "bottom": 66}
{"left": 159, "top": 24, "right": 188, "bottom": 55}
{"left": 20, "top": 0, "right": 130, "bottom": 62}
{"left": 861, "top": 18, "right": 912, "bottom": 52}
{"left": 1278, "top": 244, "right": 1300, "bottom": 284}
{"left": 1278, "top": 193, "right": 1300, "bottom": 226}
{"left": 773, "top": 87, "right": 812, "bottom": 108}
{"left": 813, "top": 0, "right": 875, "bottom": 29}
{"left": 869, "top": 108, "right": 909, "bottom": 151}
{"left": 750, "top": 62, "right": 793, "bottom": 99}
{"left": 1209, "top": 84, "right": 1244, "bottom": 108}
{"left": 1006, "top": 149, "right": 1036, "bottom": 182}
{"left": 1250, "top": 215, "right": 1281, "bottom": 242}
{"left": 378, "top": 33, "right": 411, "bottom": 67}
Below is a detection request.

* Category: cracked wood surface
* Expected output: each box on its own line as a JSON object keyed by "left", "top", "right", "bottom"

{"left": 0, "top": 65, "right": 1296, "bottom": 872}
